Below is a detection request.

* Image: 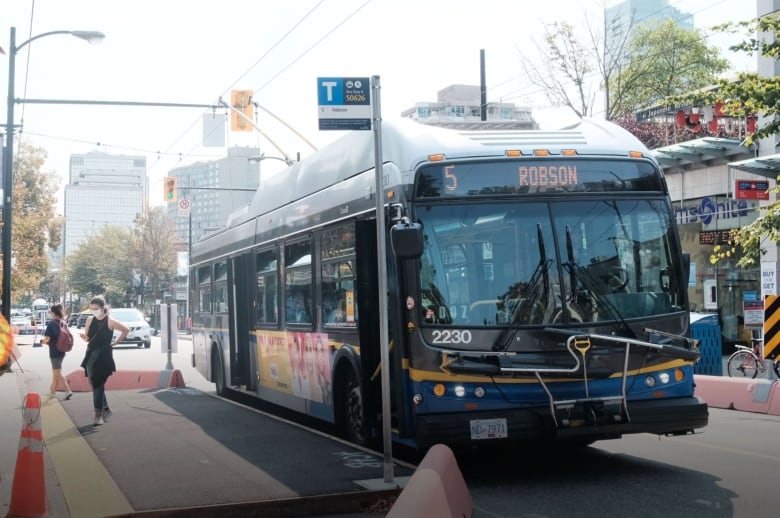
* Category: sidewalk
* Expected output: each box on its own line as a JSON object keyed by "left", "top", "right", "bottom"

{"left": 0, "top": 355, "right": 72, "bottom": 517}
{"left": 1, "top": 342, "right": 407, "bottom": 517}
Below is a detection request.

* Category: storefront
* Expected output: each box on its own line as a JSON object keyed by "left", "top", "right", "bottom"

{"left": 654, "top": 138, "right": 777, "bottom": 346}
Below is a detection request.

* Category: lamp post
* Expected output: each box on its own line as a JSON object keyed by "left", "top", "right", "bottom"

{"left": 2, "top": 26, "right": 104, "bottom": 320}
{"left": 247, "top": 153, "right": 297, "bottom": 166}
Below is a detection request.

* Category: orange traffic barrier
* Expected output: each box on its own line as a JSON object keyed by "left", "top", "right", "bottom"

{"left": 387, "top": 444, "right": 473, "bottom": 518}
{"left": 7, "top": 393, "right": 46, "bottom": 518}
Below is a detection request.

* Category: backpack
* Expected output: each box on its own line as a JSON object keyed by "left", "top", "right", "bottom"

{"left": 55, "top": 320, "right": 74, "bottom": 353}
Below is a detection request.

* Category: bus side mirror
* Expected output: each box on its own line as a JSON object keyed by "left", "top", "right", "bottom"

{"left": 391, "top": 221, "right": 424, "bottom": 259}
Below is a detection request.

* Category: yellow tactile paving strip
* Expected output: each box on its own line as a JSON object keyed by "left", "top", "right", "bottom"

{"left": 41, "top": 398, "right": 133, "bottom": 518}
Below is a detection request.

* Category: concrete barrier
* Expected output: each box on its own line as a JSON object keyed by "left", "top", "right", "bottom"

{"left": 386, "top": 444, "right": 472, "bottom": 518}
{"left": 694, "top": 375, "right": 779, "bottom": 415}
{"left": 65, "top": 368, "right": 185, "bottom": 392}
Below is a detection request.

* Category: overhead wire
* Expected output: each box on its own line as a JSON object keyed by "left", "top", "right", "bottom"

{"left": 148, "top": 0, "right": 371, "bottom": 180}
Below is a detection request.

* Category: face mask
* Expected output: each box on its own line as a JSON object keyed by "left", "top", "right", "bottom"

{"left": 92, "top": 309, "right": 103, "bottom": 317}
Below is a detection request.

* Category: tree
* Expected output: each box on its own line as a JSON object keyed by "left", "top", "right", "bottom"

{"left": 611, "top": 19, "right": 729, "bottom": 117}
{"left": 692, "top": 13, "right": 780, "bottom": 266}
{"left": 1, "top": 142, "right": 62, "bottom": 304}
{"left": 519, "top": 11, "right": 728, "bottom": 124}
{"left": 63, "top": 208, "right": 178, "bottom": 308}
{"left": 132, "top": 207, "right": 178, "bottom": 308}
{"left": 64, "top": 226, "right": 134, "bottom": 304}
{"left": 520, "top": 21, "right": 598, "bottom": 119}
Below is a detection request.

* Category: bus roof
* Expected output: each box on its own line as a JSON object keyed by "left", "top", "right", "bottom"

{"left": 230, "top": 117, "right": 652, "bottom": 230}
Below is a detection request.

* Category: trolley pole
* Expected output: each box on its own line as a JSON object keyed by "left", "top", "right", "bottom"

{"left": 371, "top": 75, "right": 394, "bottom": 483}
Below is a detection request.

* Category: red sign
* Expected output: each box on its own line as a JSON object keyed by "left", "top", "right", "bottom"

{"left": 735, "top": 180, "right": 769, "bottom": 200}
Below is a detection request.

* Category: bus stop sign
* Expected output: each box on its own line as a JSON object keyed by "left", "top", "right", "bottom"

{"left": 317, "top": 77, "right": 371, "bottom": 131}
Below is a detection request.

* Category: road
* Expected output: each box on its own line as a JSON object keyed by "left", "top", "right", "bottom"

{"left": 457, "top": 407, "right": 780, "bottom": 518}
{"left": 12, "top": 330, "right": 780, "bottom": 517}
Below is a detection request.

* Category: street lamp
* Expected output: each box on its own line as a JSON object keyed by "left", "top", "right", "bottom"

{"left": 247, "top": 153, "right": 297, "bottom": 166}
{"left": 2, "top": 26, "right": 104, "bottom": 320}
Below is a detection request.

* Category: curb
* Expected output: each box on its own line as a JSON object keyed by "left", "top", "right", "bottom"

{"left": 694, "top": 375, "right": 780, "bottom": 416}
{"left": 103, "top": 489, "right": 400, "bottom": 517}
{"left": 64, "top": 368, "right": 186, "bottom": 392}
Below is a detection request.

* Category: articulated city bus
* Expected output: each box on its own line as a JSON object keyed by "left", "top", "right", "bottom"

{"left": 189, "top": 118, "right": 707, "bottom": 449}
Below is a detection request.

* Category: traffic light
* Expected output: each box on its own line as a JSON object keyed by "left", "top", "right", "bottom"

{"left": 230, "top": 89, "right": 254, "bottom": 132}
{"left": 164, "top": 177, "right": 177, "bottom": 203}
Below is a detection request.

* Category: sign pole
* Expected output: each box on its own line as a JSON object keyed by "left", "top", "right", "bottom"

{"left": 371, "top": 75, "right": 393, "bottom": 483}
{"left": 316, "top": 75, "right": 390, "bottom": 481}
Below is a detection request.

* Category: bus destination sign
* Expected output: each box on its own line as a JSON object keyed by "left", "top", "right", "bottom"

{"left": 416, "top": 159, "right": 662, "bottom": 197}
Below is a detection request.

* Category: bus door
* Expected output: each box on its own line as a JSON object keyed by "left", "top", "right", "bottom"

{"left": 228, "top": 255, "right": 252, "bottom": 389}
{"left": 355, "top": 219, "right": 408, "bottom": 438}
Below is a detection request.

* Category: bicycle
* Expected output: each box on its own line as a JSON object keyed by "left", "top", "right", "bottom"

{"left": 726, "top": 339, "right": 780, "bottom": 378}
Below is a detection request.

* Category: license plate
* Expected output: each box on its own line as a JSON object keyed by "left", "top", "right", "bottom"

{"left": 469, "top": 418, "right": 508, "bottom": 440}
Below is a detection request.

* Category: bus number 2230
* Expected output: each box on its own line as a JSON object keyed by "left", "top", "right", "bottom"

{"left": 431, "top": 329, "right": 472, "bottom": 344}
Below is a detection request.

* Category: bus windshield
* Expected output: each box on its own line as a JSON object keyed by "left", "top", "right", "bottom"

{"left": 417, "top": 198, "right": 685, "bottom": 326}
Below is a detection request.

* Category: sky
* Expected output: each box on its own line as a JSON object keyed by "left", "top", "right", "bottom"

{"left": 0, "top": 0, "right": 758, "bottom": 211}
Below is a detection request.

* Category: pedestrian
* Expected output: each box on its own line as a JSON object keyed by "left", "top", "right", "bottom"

{"left": 41, "top": 303, "right": 73, "bottom": 400}
{"left": 79, "top": 296, "right": 128, "bottom": 426}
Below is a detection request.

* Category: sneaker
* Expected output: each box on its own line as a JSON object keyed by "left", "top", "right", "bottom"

{"left": 102, "top": 408, "right": 112, "bottom": 421}
{"left": 64, "top": 392, "right": 73, "bottom": 401}
{"left": 93, "top": 412, "right": 104, "bottom": 426}
{"left": 47, "top": 392, "right": 56, "bottom": 399}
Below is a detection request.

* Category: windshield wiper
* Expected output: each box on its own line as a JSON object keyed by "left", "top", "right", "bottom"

{"left": 564, "top": 226, "right": 636, "bottom": 338}
{"left": 493, "top": 224, "right": 551, "bottom": 351}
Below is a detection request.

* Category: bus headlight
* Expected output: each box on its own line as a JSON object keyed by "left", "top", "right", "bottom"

{"left": 645, "top": 376, "right": 656, "bottom": 388}
{"left": 474, "top": 386, "right": 486, "bottom": 398}
{"left": 454, "top": 385, "right": 466, "bottom": 397}
{"left": 658, "top": 372, "right": 670, "bottom": 384}
{"left": 412, "top": 393, "right": 424, "bottom": 405}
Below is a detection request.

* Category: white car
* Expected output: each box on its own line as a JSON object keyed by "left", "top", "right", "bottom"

{"left": 109, "top": 307, "right": 152, "bottom": 348}
{"left": 10, "top": 315, "right": 33, "bottom": 334}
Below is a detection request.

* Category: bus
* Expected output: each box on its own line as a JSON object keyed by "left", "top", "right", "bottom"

{"left": 189, "top": 118, "right": 707, "bottom": 449}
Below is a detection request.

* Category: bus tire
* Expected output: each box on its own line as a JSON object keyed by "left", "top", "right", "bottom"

{"left": 212, "top": 347, "right": 226, "bottom": 396}
{"left": 339, "top": 368, "right": 369, "bottom": 446}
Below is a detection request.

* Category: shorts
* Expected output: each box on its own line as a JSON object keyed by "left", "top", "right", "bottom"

{"left": 50, "top": 356, "right": 64, "bottom": 370}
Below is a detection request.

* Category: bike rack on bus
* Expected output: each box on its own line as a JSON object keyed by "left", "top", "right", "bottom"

{"left": 440, "top": 330, "right": 700, "bottom": 431}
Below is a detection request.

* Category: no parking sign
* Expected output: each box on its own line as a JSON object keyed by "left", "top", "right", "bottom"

{"left": 178, "top": 198, "right": 191, "bottom": 217}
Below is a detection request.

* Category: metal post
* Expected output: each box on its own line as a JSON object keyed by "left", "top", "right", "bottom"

{"left": 165, "top": 303, "right": 173, "bottom": 370}
{"left": 2, "top": 27, "right": 17, "bottom": 321}
{"left": 187, "top": 211, "right": 192, "bottom": 331}
{"left": 371, "top": 75, "right": 393, "bottom": 483}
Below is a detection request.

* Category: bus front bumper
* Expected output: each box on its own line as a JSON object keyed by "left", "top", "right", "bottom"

{"left": 414, "top": 396, "right": 708, "bottom": 448}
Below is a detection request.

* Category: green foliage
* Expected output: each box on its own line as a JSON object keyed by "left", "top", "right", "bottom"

{"left": 64, "top": 226, "right": 134, "bottom": 304}
{"left": 64, "top": 206, "right": 179, "bottom": 306}
{"left": 2, "top": 142, "right": 60, "bottom": 303}
{"left": 611, "top": 19, "right": 729, "bottom": 117}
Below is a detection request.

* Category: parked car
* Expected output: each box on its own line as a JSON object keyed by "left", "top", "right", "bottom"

{"left": 10, "top": 315, "right": 34, "bottom": 335}
{"left": 77, "top": 311, "right": 91, "bottom": 329}
{"left": 67, "top": 312, "right": 81, "bottom": 327}
{"left": 109, "top": 307, "right": 152, "bottom": 348}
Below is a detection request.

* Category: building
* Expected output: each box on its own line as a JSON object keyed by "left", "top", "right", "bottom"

{"left": 606, "top": 0, "right": 694, "bottom": 34}
{"left": 631, "top": 0, "right": 780, "bottom": 353}
{"left": 400, "top": 84, "right": 537, "bottom": 130}
{"left": 63, "top": 151, "right": 147, "bottom": 257}
{"left": 165, "top": 146, "right": 261, "bottom": 247}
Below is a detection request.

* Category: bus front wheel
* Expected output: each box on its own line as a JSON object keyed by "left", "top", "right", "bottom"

{"left": 341, "top": 369, "right": 369, "bottom": 446}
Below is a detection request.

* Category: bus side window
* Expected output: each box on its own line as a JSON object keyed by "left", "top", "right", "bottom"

{"left": 256, "top": 249, "right": 278, "bottom": 326}
{"left": 285, "top": 239, "right": 312, "bottom": 325}
{"left": 321, "top": 224, "right": 358, "bottom": 328}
